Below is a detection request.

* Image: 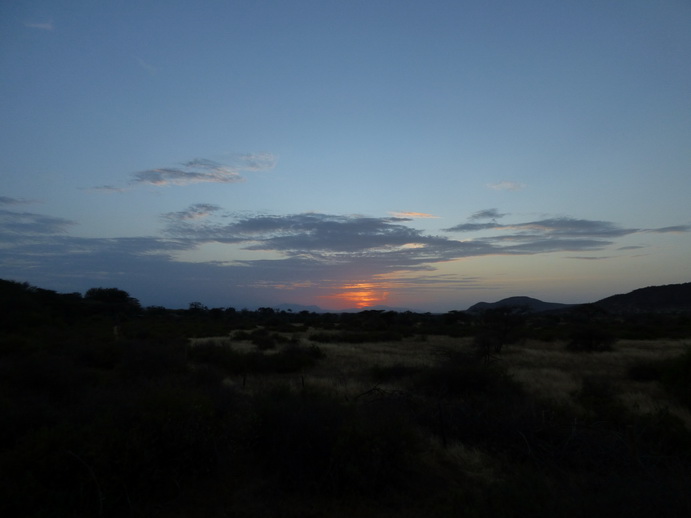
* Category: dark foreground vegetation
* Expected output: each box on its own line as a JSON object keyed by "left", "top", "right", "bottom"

{"left": 2, "top": 279, "right": 691, "bottom": 517}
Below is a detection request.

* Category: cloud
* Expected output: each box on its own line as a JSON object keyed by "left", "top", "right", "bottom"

{"left": 3, "top": 202, "right": 688, "bottom": 309}
{"left": 644, "top": 225, "right": 691, "bottom": 233}
{"left": 487, "top": 238, "right": 615, "bottom": 254}
{"left": 444, "top": 222, "right": 499, "bottom": 232}
{"left": 162, "top": 209, "right": 502, "bottom": 272}
{"left": 131, "top": 155, "right": 276, "bottom": 186}
{"left": 566, "top": 256, "right": 613, "bottom": 261}
{"left": 0, "top": 209, "right": 74, "bottom": 235}
{"left": 85, "top": 185, "right": 131, "bottom": 193}
{"left": 163, "top": 203, "right": 222, "bottom": 221}
{"left": 25, "top": 21, "right": 53, "bottom": 30}
{"left": 136, "top": 57, "right": 158, "bottom": 75}
{"left": 469, "top": 208, "right": 507, "bottom": 221}
{"left": 163, "top": 208, "right": 645, "bottom": 274}
{"left": 165, "top": 212, "right": 434, "bottom": 253}
{"left": 131, "top": 162, "right": 242, "bottom": 186}
{"left": 389, "top": 211, "right": 439, "bottom": 219}
{"left": 94, "top": 154, "right": 277, "bottom": 191}
{"left": 506, "top": 218, "right": 635, "bottom": 238}
{"left": 445, "top": 217, "right": 637, "bottom": 239}
{"left": 487, "top": 181, "right": 525, "bottom": 191}
{"left": 0, "top": 196, "right": 34, "bottom": 205}
{"left": 367, "top": 273, "right": 487, "bottom": 291}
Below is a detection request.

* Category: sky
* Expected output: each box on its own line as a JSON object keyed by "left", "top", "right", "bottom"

{"left": 1, "top": 0, "right": 690, "bottom": 312}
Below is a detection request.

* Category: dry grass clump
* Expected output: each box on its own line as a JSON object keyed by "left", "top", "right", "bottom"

{"left": 212, "top": 333, "right": 690, "bottom": 429}
{"left": 504, "top": 339, "right": 691, "bottom": 426}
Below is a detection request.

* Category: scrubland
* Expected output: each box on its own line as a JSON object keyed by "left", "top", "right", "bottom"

{"left": 2, "top": 283, "right": 691, "bottom": 517}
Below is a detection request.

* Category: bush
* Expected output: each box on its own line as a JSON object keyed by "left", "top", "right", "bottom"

{"left": 660, "top": 348, "right": 691, "bottom": 409}
{"left": 309, "top": 330, "right": 402, "bottom": 343}
{"left": 188, "top": 341, "right": 250, "bottom": 374}
{"left": 370, "top": 362, "right": 422, "bottom": 382}
{"left": 412, "top": 350, "right": 520, "bottom": 399}
{"left": 567, "top": 326, "right": 617, "bottom": 352}
{"left": 627, "top": 360, "right": 664, "bottom": 382}
{"left": 251, "top": 384, "right": 422, "bottom": 495}
{"left": 188, "top": 341, "right": 323, "bottom": 375}
{"left": 264, "top": 344, "right": 324, "bottom": 373}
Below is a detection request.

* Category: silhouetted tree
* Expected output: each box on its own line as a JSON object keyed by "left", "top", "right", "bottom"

{"left": 473, "top": 305, "right": 527, "bottom": 358}
{"left": 84, "top": 287, "right": 141, "bottom": 316}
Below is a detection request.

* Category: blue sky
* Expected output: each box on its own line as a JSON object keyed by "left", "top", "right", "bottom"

{"left": 1, "top": 0, "right": 690, "bottom": 311}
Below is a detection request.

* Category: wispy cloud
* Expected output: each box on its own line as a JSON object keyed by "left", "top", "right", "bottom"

{"left": 445, "top": 217, "right": 637, "bottom": 238}
{"left": 86, "top": 185, "right": 131, "bottom": 194}
{"left": 0, "top": 196, "right": 35, "bottom": 205}
{"left": 566, "top": 256, "right": 613, "bottom": 261}
{"left": 163, "top": 208, "right": 663, "bottom": 272}
{"left": 2, "top": 202, "right": 688, "bottom": 309}
{"left": 469, "top": 208, "right": 507, "bottom": 221}
{"left": 389, "top": 211, "right": 440, "bottom": 219}
{"left": 132, "top": 160, "right": 242, "bottom": 186}
{"left": 162, "top": 209, "right": 500, "bottom": 271}
{"left": 487, "top": 181, "right": 525, "bottom": 191}
{"left": 25, "top": 21, "right": 53, "bottom": 30}
{"left": 443, "top": 222, "right": 499, "bottom": 232}
{"left": 443, "top": 214, "right": 690, "bottom": 257}
{"left": 136, "top": 57, "right": 158, "bottom": 75}
{"left": 644, "top": 225, "right": 691, "bottom": 233}
{"left": 0, "top": 209, "right": 74, "bottom": 235}
{"left": 368, "top": 273, "right": 487, "bottom": 291}
{"left": 163, "top": 203, "right": 222, "bottom": 221}
{"left": 132, "top": 155, "right": 276, "bottom": 187}
{"left": 93, "top": 154, "right": 277, "bottom": 191}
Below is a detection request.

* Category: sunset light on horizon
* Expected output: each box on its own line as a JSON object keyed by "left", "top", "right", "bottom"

{"left": 320, "top": 282, "right": 391, "bottom": 310}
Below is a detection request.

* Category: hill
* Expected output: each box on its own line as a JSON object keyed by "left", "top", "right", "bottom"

{"left": 274, "top": 303, "right": 413, "bottom": 313}
{"left": 467, "top": 296, "right": 575, "bottom": 313}
{"left": 594, "top": 282, "right": 691, "bottom": 313}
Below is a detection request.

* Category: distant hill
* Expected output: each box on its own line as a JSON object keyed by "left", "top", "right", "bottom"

{"left": 273, "top": 303, "right": 324, "bottom": 313}
{"left": 467, "top": 296, "right": 575, "bottom": 314}
{"left": 273, "top": 303, "right": 413, "bottom": 313}
{"left": 594, "top": 282, "right": 691, "bottom": 313}
{"left": 347, "top": 304, "right": 413, "bottom": 313}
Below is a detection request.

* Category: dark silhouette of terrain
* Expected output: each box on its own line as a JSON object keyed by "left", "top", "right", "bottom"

{"left": 594, "top": 282, "right": 691, "bottom": 314}
{"left": 1, "top": 277, "right": 691, "bottom": 517}
{"left": 465, "top": 282, "right": 691, "bottom": 315}
{"left": 467, "top": 296, "right": 575, "bottom": 314}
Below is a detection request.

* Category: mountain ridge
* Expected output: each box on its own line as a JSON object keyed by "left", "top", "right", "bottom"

{"left": 466, "top": 282, "right": 691, "bottom": 314}
{"left": 593, "top": 282, "right": 691, "bottom": 313}
{"left": 467, "top": 296, "right": 575, "bottom": 313}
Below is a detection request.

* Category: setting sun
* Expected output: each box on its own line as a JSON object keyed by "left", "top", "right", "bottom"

{"left": 321, "top": 283, "right": 390, "bottom": 309}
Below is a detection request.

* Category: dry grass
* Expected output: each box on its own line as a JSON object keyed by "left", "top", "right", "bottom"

{"left": 505, "top": 338, "right": 691, "bottom": 426}
{"left": 310, "top": 335, "right": 691, "bottom": 427}
{"left": 192, "top": 333, "right": 691, "bottom": 428}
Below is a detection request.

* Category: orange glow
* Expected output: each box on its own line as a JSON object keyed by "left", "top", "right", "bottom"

{"left": 320, "top": 282, "right": 389, "bottom": 309}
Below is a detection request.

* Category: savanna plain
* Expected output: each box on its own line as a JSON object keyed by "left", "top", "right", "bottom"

{"left": 2, "top": 280, "right": 691, "bottom": 517}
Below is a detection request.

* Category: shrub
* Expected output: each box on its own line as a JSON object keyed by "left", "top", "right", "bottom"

{"left": 309, "top": 330, "right": 402, "bottom": 344}
{"left": 567, "top": 326, "right": 617, "bottom": 352}
{"left": 188, "top": 341, "right": 248, "bottom": 374}
{"left": 116, "top": 338, "right": 187, "bottom": 379}
{"left": 660, "top": 348, "right": 691, "bottom": 409}
{"left": 252, "top": 334, "right": 277, "bottom": 351}
{"left": 627, "top": 359, "right": 664, "bottom": 382}
{"left": 268, "top": 343, "right": 324, "bottom": 373}
{"left": 251, "top": 384, "right": 422, "bottom": 495}
{"left": 472, "top": 331, "right": 504, "bottom": 362}
{"left": 412, "top": 350, "right": 520, "bottom": 399}
{"left": 370, "top": 362, "right": 422, "bottom": 382}
{"left": 189, "top": 341, "right": 323, "bottom": 375}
